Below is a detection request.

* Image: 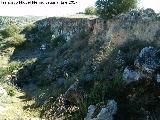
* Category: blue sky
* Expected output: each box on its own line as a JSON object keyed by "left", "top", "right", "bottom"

{"left": 0, "top": 0, "right": 159, "bottom": 16}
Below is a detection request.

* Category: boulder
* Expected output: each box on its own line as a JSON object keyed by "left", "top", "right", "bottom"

{"left": 84, "top": 100, "right": 117, "bottom": 120}
{"left": 134, "top": 47, "right": 160, "bottom": 74}
{"left": 128, "top": 10, "right": 140, "bottom": 17}
{"left": 141, "top": 8, "right": 156, "bottom": 20}
{"left": 127, "top": 10, "right": 141, "bottom": 21}
{"left": 85, "top": 105, "right": 96, "bottom": 119}
{"left": 123, "top": 67, "right": 142, "bottom": 84}
{"left": 115, "top": 9, "right": 157, "bottom": 21}
{"left": 143, "top": 8, "right": 156, "bottom": 17}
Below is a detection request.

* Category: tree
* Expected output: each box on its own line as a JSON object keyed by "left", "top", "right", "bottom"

{"left": 85, "top": 6, "right": 97, "bottom": 15}
{"left": 96, "top": 0, "right": 138, "bottom": 19}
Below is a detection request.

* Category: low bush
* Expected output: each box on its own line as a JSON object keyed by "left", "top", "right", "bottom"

{"left": 1, "top": 24, "right": 20, "bottom": 38}
{"left": 6, "top": 34, "right": 26, "bottom": 47}
{"left": 7, "top": 88, "right": 17, "bottom": 96}
{"left": 0, "top": 62, "right": 22, "bottom": 78}
{"left": 7, "top": 62, "right": 22, "bottom": 74}
{"left": 85, "top": 7, "right": 97, "bottom": 15}
{"left": 70, "top": 73, "right": 124, "bottom": 119}
{"left": 23, "top": 24, "right": 36, "bottom": 34}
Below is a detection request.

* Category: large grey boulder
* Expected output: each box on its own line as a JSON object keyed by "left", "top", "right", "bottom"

{"left": 127, "top": 10, "right": 141, "bottom": 21}
{"left": 134, "top": 47, "right": 160, "bottom": 74}
{"left": 115, "top": 9, "right": 157, "bottom": 21}
{"left": 123, "top": 67, "right": 142, "bottom": 84}
{"left": 143, "top": 8, "right": 156, "bottom": 17}
{"left": 141, "top": 8, "right": 156, "bottom": 20}
{"left": 84, "top": 100, "right": 117, "bottom": 120}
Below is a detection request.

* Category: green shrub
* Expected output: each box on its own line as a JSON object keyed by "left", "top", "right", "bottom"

{"left": 3, "top": 85, "right": 17, "bottom": 97}
{"left": 23, "top": 24, "right": 35, "bottom": 33}
{"left": 70, "top": 73, "right": 124, "bottom": 119}
{"left": 88, "top": 81, "right": 107, "bottom": 104}
{"left": 5, "top": 62, "right": 22, "bottom": 75}
{"left": 0, "top": 68, "right": 7, "bottom": 80}
{"left": 106, "top": 73, "right": 124, "bottom": 98}
{"left": 0, "top": 62, "right": 22, "bottom": 79}
{"left": 8, "top": 88, "right": 16, "bottom": 96}
{"left": 7, "top": 62, "right": 19, "bottom": 72}
{"left": 96, "top": 0, "right": 138, "bottom": 19}
{"left": 85, "top": 7, "right": 97, "bottom": 15}
{"left": 6, "top": 34, "right": 26, "bottom": 47}
{"left": 1, "top": 24, "right": 20, "bottom": 38}
{"left": 88, "top": 73, "right": 124, "bottom": 104}
{"left": 22, "top": 23, "right": 37, "bottom": 35}
{"left": 70, "top": 101, "right": 89, "bottom": 120}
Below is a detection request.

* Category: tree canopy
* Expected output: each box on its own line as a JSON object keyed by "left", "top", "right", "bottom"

{"left": 85, "top": 6, "right": 97, "bottom": 15}
{"left": 96, "top": 0, "right": 138, "bottom": 19}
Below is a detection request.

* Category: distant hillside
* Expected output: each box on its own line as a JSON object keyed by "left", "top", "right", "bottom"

{"left": 0, "top": 16, "right": 45, "bottom": 29}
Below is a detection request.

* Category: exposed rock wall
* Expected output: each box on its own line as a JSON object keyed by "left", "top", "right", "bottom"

{"left": 36, "top": 9, "right": 160, "bottom": 45}
{"left": 90, "top": 11, "right": 160, "bottom": 46}
{"left": 36, "top": 17, "right": 96, "bottom": 41}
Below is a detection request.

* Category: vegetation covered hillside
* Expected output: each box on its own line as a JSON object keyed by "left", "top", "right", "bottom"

{"left": 0, "top": 16, "right": 45, "bottom": 30}
{"left": 0, "top": 9, "right": 160, "bottom": 120}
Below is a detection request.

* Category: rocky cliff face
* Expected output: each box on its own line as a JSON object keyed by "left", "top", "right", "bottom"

{"left": 36, "top": 17, "right": 96, "bottom": 41}
{"left": 35, "top": 9, "right": 160, "bottom": 46}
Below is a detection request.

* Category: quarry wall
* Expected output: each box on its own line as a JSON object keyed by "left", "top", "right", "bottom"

{"left": 36, "top": 9, "right": 160, "bottom": 45}
{"left": 36, "top": 17, "right": 96, "bottom": 41}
